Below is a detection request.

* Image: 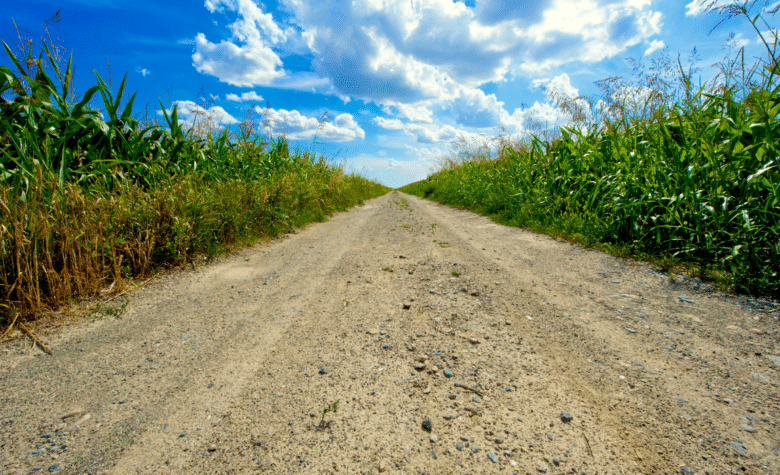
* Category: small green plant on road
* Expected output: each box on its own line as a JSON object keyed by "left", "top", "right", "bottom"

{"left": 317, "top": 400, "right": 339, "bottom": 431}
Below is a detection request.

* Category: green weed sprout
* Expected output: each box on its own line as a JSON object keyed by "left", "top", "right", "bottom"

{"left": 317, "top": 400, "right": 339, "bottom": 431}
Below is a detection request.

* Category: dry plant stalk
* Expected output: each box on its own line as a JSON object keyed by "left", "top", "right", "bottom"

{"left": 18, "top": 321, "right": 52, "bottom": 355}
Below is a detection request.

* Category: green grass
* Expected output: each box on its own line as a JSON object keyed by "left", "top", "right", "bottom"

{"left": 0, "top": 37, "right": 389, "bottom": 325}
{"left": 402, "top": 6, "right": 779, "bottom": 299}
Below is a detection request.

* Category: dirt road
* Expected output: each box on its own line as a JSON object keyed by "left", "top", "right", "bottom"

{"left": 2, "top": 191, "right": 779, "bottom": 474}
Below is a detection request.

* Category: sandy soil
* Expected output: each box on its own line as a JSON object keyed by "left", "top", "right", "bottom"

{"left": 1, "top": 191, "right": 779, "bottom": 475}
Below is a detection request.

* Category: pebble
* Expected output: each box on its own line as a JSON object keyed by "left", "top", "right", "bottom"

{"left": 472, "top": 395, "right": 483, "bottom": 403}
{"left": 448, "top": 393, "right": 457, "bottom": 400}
{"left": 538, "top": 466, "right": 547, "bottom": 473}
{"left": 547, "top": 434, "right": 553, "bottom": 440}
{"left": 626, "top": 328, "right": 637, "bottom": 334}
{"left": 414, "top": 363, "right": 426, "bottom": 371}
{"left": 443, "top": 368, "right": 453, "bottom": 378}
{"left": 430, "top": 434, "right": 438, "bottom": 443}
{"left": 494, "top": 437, "right": 504, "bottom": 444}
{"left": 751, "top": 372, "right": 768, "bottom": 382}
{"left": 680, "top": 468, "right": 695, "bottom": 474}
{"left": 553, "top": 458, "right": 560, "bottom": 466}
{"left": 431, "top": 448, "right": 438, "bottom": 459}
{"left": 678, "top": 295, "right": 694, "bottom": 303}
{"left": 456, "top": 442, "right": 463, "bottom": 451}
{"left": 406, "top": 343, "right": 416, "bottom": 351}
{"left": 487, "top": 451, "right": 498, "bottom": 463}
{"left": 471, "top": 446, "right": 481, "bottom": 453}
{"left": 561, "top": 411, "right": 573, "bottom": 423}
{"left": 730, "top": 443, "right": 748, "bottom": 457}
{"left": 444, "top": 414, "right": 456, "bottom": 420}
{"left": 253, "top": 439, "right": 263, "bottom": 446}
{"left": 319, "top": 368, "right": 327, "bottom": 374}
{"left": 208, "top": 445, "right": 217, "bottom": 452}
{"left": 469, "top": 338, "right": 480, "bottom": 345}
{"left": 422, "top": 418, "right": 432, "bottom": 432}
{"left": 740, "top": 424, "right": 757, "bottom": 433}
{"left": 59, "top": 409, "right": 85, "bottom": 420}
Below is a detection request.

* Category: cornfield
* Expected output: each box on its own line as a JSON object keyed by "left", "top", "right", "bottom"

{"left": 0, "top": 39, "right": 388, "bottom": 325}
{"left": 403, "top": 48, "right": 779, "bottom": 298}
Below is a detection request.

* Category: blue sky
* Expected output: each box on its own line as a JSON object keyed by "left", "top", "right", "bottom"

{"left": 1, "top": 0, "right": 778, "bottom": 187}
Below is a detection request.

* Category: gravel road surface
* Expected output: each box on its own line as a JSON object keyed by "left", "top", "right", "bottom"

{"left": 2, "top": 191, "right": 779, "bottom": 474}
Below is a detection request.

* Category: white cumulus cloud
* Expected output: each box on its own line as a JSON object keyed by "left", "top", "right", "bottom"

{"left": 162, "top": 101, "right": 240, "bottom": 133}
{"left": 226, "top": 91, "right": 265, "bottom": 102}
{"left": 644, "top": 39, "right": 665, "bottom": 56}
{"left": 381, "top": 101, "right": 435, "bottom": 123}
{"left": 685, "top": 0, "right": 729, "bottom": 16}
{"left": 373, "top": 117, "right": 464, "bottom": 144}
{"left": 530, "top": 73, "right": 580, "bottom": 100}
{"left": 192, "top": 0, "right": 667, "bottom": 148}
{"left": 258, "top": 107, "right": 364, "bottom": 142}
{"left": 192, "top": 32, "right": 285, "bottom": 87}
